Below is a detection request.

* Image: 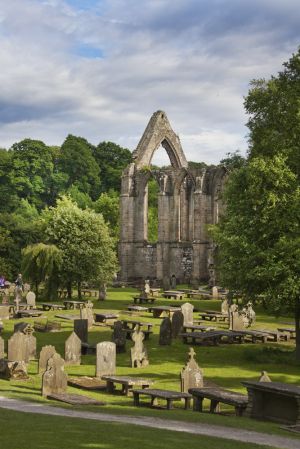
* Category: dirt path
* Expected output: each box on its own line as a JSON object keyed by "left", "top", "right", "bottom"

{"left": 0, "top": 396, "right": 298, "bottom": 449}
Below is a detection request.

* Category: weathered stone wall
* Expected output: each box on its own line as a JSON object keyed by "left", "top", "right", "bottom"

{"left": 118, "top": 111, "right": 226, "bottom": 287}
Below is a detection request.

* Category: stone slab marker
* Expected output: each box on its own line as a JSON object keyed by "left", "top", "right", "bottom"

{"left": 65, "top": 332, "right": 81, "bottom": 365}
{"left": 159, "top": 317, "right": 172, "bottom": 345}
{"left": 111, "top": 321, "right": 126, "bottom": 353}
{"left": 181, "top": 302, "right": 194, "bottom": 326}
{"left": 74, "top": 319, "right": 88, "bottom": 343}
{"left": 0, "top": 336, "right": 4, "bottom": 359}
{"left": 8, "top": 332, "right": 27, "bottom": 362}
{"left": 39, "top": 345, "right": 56, "bottom": 374}
{"left": 96, "top": 342, "right": 116, "bottom": 378}
{"left": 42, "top": 353, "right": 68, "bottom": 397}
{"left": 181, "top": 347, "right": 204, "bottom": 393}
{"left": 172, "top": 310, "right": 184, "bottom": 338}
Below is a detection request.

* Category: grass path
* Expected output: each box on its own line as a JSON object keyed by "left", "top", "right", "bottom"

{"left": 0, "top": 396, "right": 298, "bottom": 449}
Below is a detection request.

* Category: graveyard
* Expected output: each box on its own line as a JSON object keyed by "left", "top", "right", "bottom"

{"left": 0, "top": 285, "right": 300, "bottom": 449}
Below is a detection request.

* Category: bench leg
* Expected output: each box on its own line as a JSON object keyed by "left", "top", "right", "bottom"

{"left": 184, "top": 398, "right": 191, "bottom": 410}
{"left": 193, "top": 396, "right": 204, "bottom": 412}
{"left": 166, "top": 399, "right": 173, "bottom": 410}
{"left": 107, "top": 381, "right": 115, "bottom": 394}
{"left": 133, "top": 392, "right": 139, "bottom": 406}
{"left": 210, "top": 400, "right": 220, "bottom": 413}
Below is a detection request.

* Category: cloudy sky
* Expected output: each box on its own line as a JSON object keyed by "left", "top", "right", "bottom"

{"left": 0, "top": 0, "right": 299, "bottom": 164}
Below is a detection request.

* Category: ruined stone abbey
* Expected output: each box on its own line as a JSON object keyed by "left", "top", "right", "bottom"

{"left": 118, "top": 111, "right": 226, "bottom": 288}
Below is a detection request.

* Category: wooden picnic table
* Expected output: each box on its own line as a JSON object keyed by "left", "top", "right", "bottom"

{"left": 183, "top": 324, "right": 217, "bottom": 333}
{"left": 198, "top": 312, "right": 228, "bottom": 322}
{"left": 181, "top": 330, "right": 244, "bottom": 345}
{"left": 102, "top": 375, "right": 153, "bottom": 396}
{"left": 121, "top": 319, "right": 154, "bottom": 340}
{"left": 127, "top": 305, "right": 149, "bottom": 312}
{"left": 132, "top": 388, "right": 192, "bottom": 410}
{"left": 232, "top": 329, "right": 288, "bottom": 343}
{"left": 63, "top": 300, "right": 87, "bottom": 309}
{"left": 189, "top": 387, "right": 248, "bottom": 416}
{"left": 148, "top": 305, "right": 181, "bottom": 318}
{"left": 163, "top": 291, "right": 185, "bottom": 300}
{"left": 94, "top": 312, "right": 119, "bottom": 323}
{"left": 133, "top": 296, "right": 156, "bottom": 304}
{"left": 41, "top": 303, "right": 65, "bottom": 311}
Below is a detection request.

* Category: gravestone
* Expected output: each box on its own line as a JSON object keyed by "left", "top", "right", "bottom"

{"left": 172, "top": 311, "right": 184, "bottom": 338}
{"left": 144, "top": 279, "right": 150, "bottom": 295}
{"left": 65, "top": 332, "right": 81, "bottom": 365}
{"left": 42, "top": 353, "right": 68, "bottom": 397}
{"left": 14, "top": 322, "right": 32, "bottom": 334}
{"left": 259, "top": 370, "right": 272, "bottom": 382}
{"left": 181, "top": 302, "right": 194, "bottom": 326}
{"left": 8, "top": 332, "right": 27, "bottom": 361}
{"left": 0, "top": 306, "right": 10, "bottom": 320}
{"left": 74, "top": 319, "right": 88, "bottom": 343}
{"left": 0, "top": 359, "right": 28, "bottom": 380}
{"left": 180, "top": 347, "right": 204, "bottom": 393}
{"left": 0, "top": 336, "right": 4, "bottom": 358}
{"left": 26, "top": 291, "right": 36, "bottom": 308}
{"left": 212, "top": 286, "right": 218, "bottom": 298}
{"left": 130, "top": 326, "right": 149, "bottom": 368}
{"left": 221, "top": 298, "right": 229, "bottom": 315}
{"left": 170, "top": 274, "right": 177, "bottom": 289}
{"left": 80, "top": 301, "right": 94, "bottom": 328}
{"left": 229, "top": 304, "right": 244, "bottom": 331}
{"left": 111, "top": 321, "right": 126, "bottom": 353}
{"left": 96, "top": 342, "right": 116, "bottom": 378}
{"left": 25, "top": 334, "right": 37, "bottom": 361}
{"left": 159, "top": 317, "right": 172, "bottom": 345}
{"left": 39, "top": 345, "right": 56, "bottom": 374}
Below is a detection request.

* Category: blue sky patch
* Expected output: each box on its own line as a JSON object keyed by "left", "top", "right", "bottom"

{"left": 75, "top": 44, "right": 104, "bottom": 59}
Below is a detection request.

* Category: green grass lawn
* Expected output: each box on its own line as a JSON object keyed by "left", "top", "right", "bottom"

{"left": 0, "top": 287, "right": 300, "bottom": 442}
{"left": 0, "top": 408, "right": 282, "bottom": 449}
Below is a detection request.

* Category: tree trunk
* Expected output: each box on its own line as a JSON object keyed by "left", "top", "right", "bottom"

{"left": 295, "top": 296, "right": 300, "bottom": 361}
{"left": 35, "top": 281, "right": 39, "bottom": 300}
{"left": 77, "top": 281, "right": 82, "bottom": 300}
{"left": 67, "top": 280, "right": 72, "bottom": 299}
{"left": 98, "top": 283, "right": 107, "bottom": 301}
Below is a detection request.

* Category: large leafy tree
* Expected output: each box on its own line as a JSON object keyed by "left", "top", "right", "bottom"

{"left": 93, "top": 190, "right": 120, "bottom": 240}
{"left": 93, "top": 141, "right": 131, "bottom": 193}
{"left": 42, "top": 196, "right": 118, "bottom": 298}
{"left": 214, "top": 49, "right": 300, "bottom": 359}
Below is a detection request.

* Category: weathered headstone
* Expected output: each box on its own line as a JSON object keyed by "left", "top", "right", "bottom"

{"left": 0, "top": 359, "right": 28, "bottom": 380}
{"left": 0, "top": 305, "right": 10, "bottom": 320}
{"left": 0, "top": 336, "right": 4, "bottom": 358}
{"left": 65, "top": 332, "right": 81, "bottom": 365}
{"left": 26, "top": 291, "right": 36, "bottom": 308}
{"left": 80, "top": 301, "right": 94, "bottom": 328}
{"left": 130, "top": 326, "right": 149, "bottom": 368}
{"left": 181, "top": 302, "right": 194, "bottom": 326}
{"left": 74, "top": 319, "right": 88, "bottom": 343}
{"left": 170, "top": 274, "right": 177, "bottom": 289}
{"left": 25, "top": 334, "right": 37, "bottom": 361}
{"left": 221, "top": 298, "right": 229, "bottom": 315}
{"left": 144, "top": 279, "right": 150, "bottom": 295}
{"left": 180, "top": 347, "right": 204, "bottom": 393}
{"left": 96, "top": 342, "right": 116, "bottom": 378}
{"left": 8, "top": 332, "right": 27, "bottom": 361}
{"left": 159, "top": 317, "right": 172, "bottom": 345}
{"left": 111, "top": 321, "right": 126, "bottom": 353}
{"left": 42, "top": 353, "right": 68, "bottom": 397}
{"left": 39, "top": 345, "right": 57, "bottom": 374}
{"left": 172, "top": 310, "right": 184, "bottom": 338}
{"left": 259, "top": 370, "right": 272, "bottom": 382}
{"left": 212, "top": 286, "right": 218, "bottom": 298}
{"left": 229, "top": 304, "right": 245, "bottom": 331}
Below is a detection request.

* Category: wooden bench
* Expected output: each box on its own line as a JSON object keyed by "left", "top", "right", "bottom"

{"left": 63, "top": 300, "right": 87, "bottom": 309}
{"left": 94, "top": 312, "right": 119, "bottom": 323}
{"left": 198, "top": 312, "right": 228, "bottom": 322}
{"left": 183, "top": 324, "right": 217, "bottom": 333}
{"left": 127, "top": 305, "right": 149, "bottom": 312}
{"left": 41, "top": 303, "right": 64, "bottom": 311}
{"left": 102, "top": 375, "right": 153, "bottom": 396}
{"left": 133, "top": 296, "right": 156, "bottom": 304}
{"left": 132, "top": 388, "right": 192, "bottom": 410}
{"left": 189, "top": 387, "right": 248, "bottom": 416}
{"left": 181, "top": 330, "right": 244, "bottom": 345}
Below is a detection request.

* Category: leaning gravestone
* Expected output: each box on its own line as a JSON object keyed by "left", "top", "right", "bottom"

{"left": 172, "top": 310, "right": 184, "bottom": 338}
{"left": 80, "top": 301, "right": 94, "bottom": 328}
{"left": 181, "top": 347, "right": 204, "bottom": 393}
{"left": 96, "top": 342, "right": 116, "bottom": 378}
{"left": 42, "top": 353, "right": 68, "bottom": 397}
{"left": 181, "top": 302, "right": 194, "bottom": 326}
{"left": 111, "top": 321, "right": 126, "bottom": 353}
{"left": 130, "top": 326, "right": 149, "bottom": 368}
{"left": 159, "top": 317, "right": 172, "bottom": 345}
{"left": 8, "top": 332, "right": 27, "bottom": 362}
{"left": 65, "top": 332, "right": 81, "bottom": 365}
{"left": 26, "top": 291, "right": 36, "bottom": 308}
{"left": 74, "top": 319, "right": 88, "bottom": 343}
{"left": 0, "top": 336, "right": 4, "bottom": 358}
{"left": 39, "top": 345, "right": 56, "bottom": 374}
{"left": 0, "top": 306, "right": 10, "bottom": 320}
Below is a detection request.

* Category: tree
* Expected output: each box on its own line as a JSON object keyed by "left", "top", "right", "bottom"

{"left": 93, "top": 190, "right": 120, "bottom": 240}
{"left": 213, "top": 155, "right": 300, "bottom": 359}
{"left": 0, "top": 149, "right": 18, "bottom": 212}
{"left": 93, "top": 141, "right": 131, "bottom": 193}
{"left": 43, "top": 196, "right": 118, "bottom": 298}
{"left": 21, "top": 243, "right": 62, "bottom": 299}
{"left": 59, "top": 135, "right": 100, "bottom": 199}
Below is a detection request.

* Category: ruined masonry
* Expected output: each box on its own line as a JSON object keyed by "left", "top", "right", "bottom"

{"left": 119, "top": 111, "right": 226, "bottom": 287}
